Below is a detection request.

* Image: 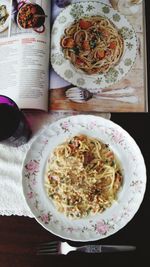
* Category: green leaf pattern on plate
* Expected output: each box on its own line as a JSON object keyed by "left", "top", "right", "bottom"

{"left": 64, "top": 69, "right": 73, "bottom": 79}
{"left": 70, "top": 4, "right": 84, "bottom": 19}
{"left": 86, "top": 4, "right": 95, "bottom": 12}
{"left": 51, "top": 53, "right": 65, "bottom": 65}
{"left": 104, "top": 68, "right": 119, "bottom": 83}
{"left": 94, "top": 77, "right": 102, "bottom": 85}
{"left": 124, "top": 58, "right": 132, "bottom": 66}
{"left": 113, "top": 13, "right": 121, "bottom": 22}
{"left": 102, "top": 6, "right": 110, "bottom": 13}
{"left": 126, "top": 42, "right": 134, "bottom": 50}
{"left": 77, "top": 78, "right": 85, "bottom": 86}
{"left": 119, "top": 27, "right": 134, "bottom": 40}
{"left": 118, "top": 67, "right": 124, "bottom": 74}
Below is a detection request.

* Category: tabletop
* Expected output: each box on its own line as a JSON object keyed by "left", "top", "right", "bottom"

{"left": 0, "top": 0, "right": 150, "bottom": 266}
{"left": 0, "top": 113, "right": 149, "bottom": 267}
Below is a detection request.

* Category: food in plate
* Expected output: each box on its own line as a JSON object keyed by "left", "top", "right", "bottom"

{"left": 17, "top": 4, "right": 45, "bottom": 29}
{"left": 0, "top": 5, "right": 9, "bottom": 27}
{"left": 45, "top": 135, "right": 123, "bottom": 219}
{"left": 60, "top": 16, "right": 124, "bottom": 74}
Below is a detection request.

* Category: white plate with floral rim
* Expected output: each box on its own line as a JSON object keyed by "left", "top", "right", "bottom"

{"left": 51, "top": 1, "right": 137, "bottom": 90}
{"left": 22, "top": 115, "right": 146, "bottom": 242}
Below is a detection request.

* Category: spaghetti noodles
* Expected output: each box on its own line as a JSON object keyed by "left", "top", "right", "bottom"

{"left": 45, "top": 135, "right": 123, "bottom": 219}
{"left": 60, "top": 16, "right": 124, "bottom": 74}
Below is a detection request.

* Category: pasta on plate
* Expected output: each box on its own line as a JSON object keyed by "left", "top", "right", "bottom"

{"left": 45, "top": 135, "right": 123, "bottom": 219}
{"left": 60, "top": 16, "right": 124, "bottom": 74}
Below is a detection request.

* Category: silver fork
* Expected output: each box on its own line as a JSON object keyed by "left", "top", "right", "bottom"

{"left": 65, "top": 86, "right": 138, "bottom": 104}
{"left": 37, "top": 241, "right": 136, "bottom": 255}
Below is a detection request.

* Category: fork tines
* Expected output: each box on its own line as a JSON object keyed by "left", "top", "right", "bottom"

{"left": 37, "top": 241, "right": 60, "bottom": 255}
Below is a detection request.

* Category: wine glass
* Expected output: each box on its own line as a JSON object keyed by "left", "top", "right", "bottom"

{"left": 55, "top": 0, "right": 71, "bottom": 8}
{"left": 0, "top": 95, "right": 32, "bottom": 146}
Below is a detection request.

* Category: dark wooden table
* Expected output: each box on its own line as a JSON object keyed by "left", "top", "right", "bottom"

{"left": 0, "top": 113, "right": 149, "bottom": 267}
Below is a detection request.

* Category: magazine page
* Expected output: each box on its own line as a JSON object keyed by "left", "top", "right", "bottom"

{"left": 49, "top": 0, "right": 148, "bottom": 112}
{"left": 0, "top": 0, "right": 50, "bottom": 111}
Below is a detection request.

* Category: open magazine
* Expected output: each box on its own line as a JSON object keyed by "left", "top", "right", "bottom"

{"left": 0, "top": 0, "right": 50, "bottom": 111}
{"left": 0, "top": 0, "right": 148, "bottom": 112}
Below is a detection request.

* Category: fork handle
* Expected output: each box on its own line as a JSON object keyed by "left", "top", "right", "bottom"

{"left": 77, "top": 245, "right": 102, "bottom": 253}
{"left": 76, "top": 245, "right": 136, "bottom": 253}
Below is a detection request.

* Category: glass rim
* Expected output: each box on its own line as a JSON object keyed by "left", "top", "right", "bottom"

{"left": 0, "top": 95, "right": 19, "bottom": 110}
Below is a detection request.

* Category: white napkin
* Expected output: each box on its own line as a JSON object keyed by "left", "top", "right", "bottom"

{"left": 0, "top": 112, "right": 111, "bottom": 217}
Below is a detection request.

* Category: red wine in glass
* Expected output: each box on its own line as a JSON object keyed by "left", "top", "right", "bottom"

{"left": 0, "top": 95, "right": 32, "bottom": 146}
{"left": 55, "top": 0, "right": 71, "bottom": 8}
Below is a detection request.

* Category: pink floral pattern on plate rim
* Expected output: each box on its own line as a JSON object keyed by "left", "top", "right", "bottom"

{"left": 22, "top": 115, "right": 146, "bottom": 242}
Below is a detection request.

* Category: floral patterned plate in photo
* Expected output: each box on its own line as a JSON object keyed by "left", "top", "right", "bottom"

{"left": 51, "top": 1, "right": 137, "bottom": 90}
{"left": 0, "top": 0, "right": 10, "bottom": 33}
{"left": 22, "top": 115, "right": 146, "bottom": 241}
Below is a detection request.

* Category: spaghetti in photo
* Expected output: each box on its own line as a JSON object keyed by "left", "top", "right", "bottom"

{"left": 60, "top": 16, "right": 124, "bottom": 74}
{"left": 45, "top": 135, "right": 123, "bottom": 219}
